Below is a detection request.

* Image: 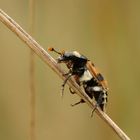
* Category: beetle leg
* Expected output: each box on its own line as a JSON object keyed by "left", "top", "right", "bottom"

{"left": 71, "top": 99, "right": 85, "bottom": 106}
{"left": 69, "top": 87, "right": 76, "bottom": 94}
{"left": 61, "top": 73, "right": 73, "bottom": 97}
{"left": 90, "top": 103, "right": 98, "bottom": 117}
{"left": 62, "top": 69, "right": 72, "bottom": 76}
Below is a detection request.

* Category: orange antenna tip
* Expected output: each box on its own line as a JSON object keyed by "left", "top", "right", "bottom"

{"left": 48, "top": 47, "right": 62, "bottom": 55}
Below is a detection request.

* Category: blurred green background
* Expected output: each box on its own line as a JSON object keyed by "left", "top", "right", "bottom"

{"left": 0, "top": 0, "right": 140, "bottom": 140}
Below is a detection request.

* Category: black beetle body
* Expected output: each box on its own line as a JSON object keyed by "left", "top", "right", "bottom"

{"left": 49, "top": 48, "right": 108, "bottom": 114}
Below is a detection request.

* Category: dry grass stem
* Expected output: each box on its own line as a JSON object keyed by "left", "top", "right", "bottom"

{"left": 29, "top": 0, "right": 36, "bottom": 140}
{"left": 0, "top": 9, "right": 131, "bottom": 140}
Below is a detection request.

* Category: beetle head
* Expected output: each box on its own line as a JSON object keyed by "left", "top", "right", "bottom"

{"left": 48, "top": 47, "right": 87, "bottom": 68}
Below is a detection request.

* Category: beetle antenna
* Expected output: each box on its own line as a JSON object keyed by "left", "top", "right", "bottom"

{"left": 48, "top": 47, "right": 62, "bottom": 55}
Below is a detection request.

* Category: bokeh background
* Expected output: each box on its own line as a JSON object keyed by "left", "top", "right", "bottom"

{"left": 0, "top": 0, "right": 140, "bottom": 140}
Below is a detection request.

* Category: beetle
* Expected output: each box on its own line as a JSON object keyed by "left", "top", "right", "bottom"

{"left": 48, "top": 47, "right": 108, "bottom": 115}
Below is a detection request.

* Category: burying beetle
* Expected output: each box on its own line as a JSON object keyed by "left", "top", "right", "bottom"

{"left": 48, "top": 47, "right": 108, "bottom": 116}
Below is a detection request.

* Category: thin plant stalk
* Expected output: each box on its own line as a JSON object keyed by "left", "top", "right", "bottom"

{"left": 29, "top": 0, "right": 36, "bottom": 140}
